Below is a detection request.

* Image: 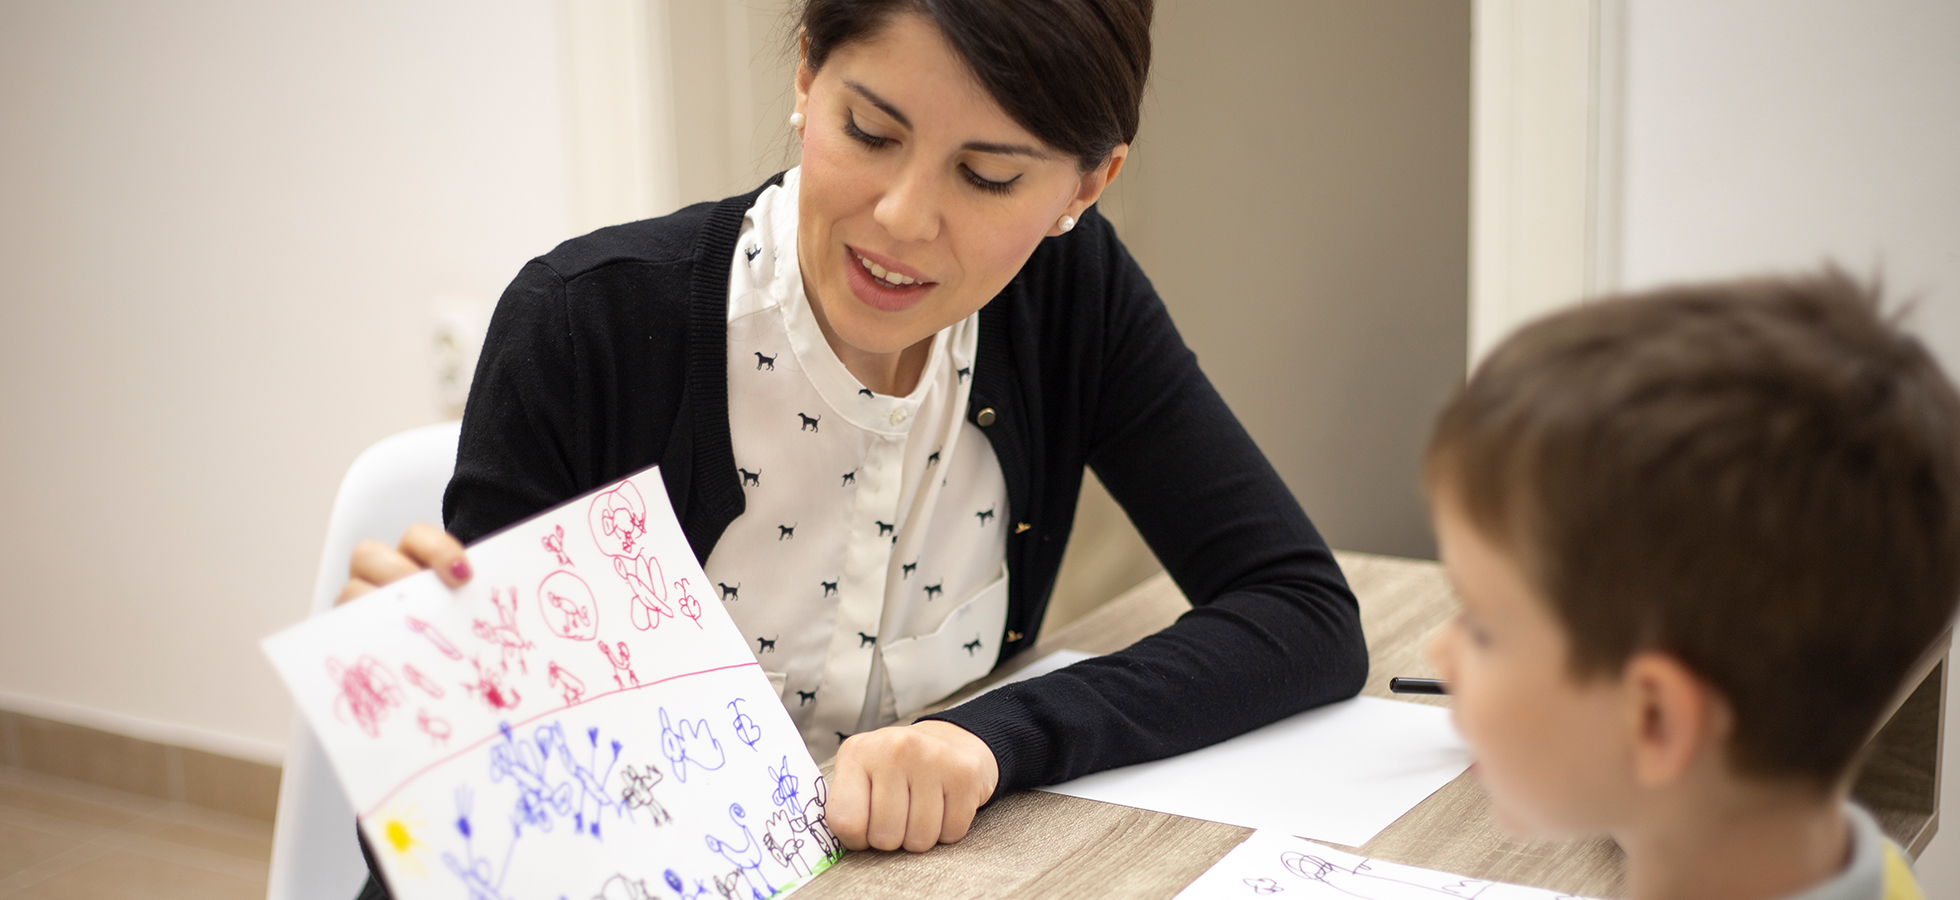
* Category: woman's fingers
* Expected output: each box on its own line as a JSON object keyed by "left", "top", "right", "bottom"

{"left": 823, "top": 720, "right": 1000, "bottom": 853}
{"left": 399, "top": 522, "right": 471, "bottom": 587}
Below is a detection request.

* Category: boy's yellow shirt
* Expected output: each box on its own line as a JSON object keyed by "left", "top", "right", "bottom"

{"left": 1880, "top": 841, "right": 1923, "bottom": 900}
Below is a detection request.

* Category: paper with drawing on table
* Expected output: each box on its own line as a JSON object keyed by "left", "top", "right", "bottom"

{"left": 262, "top": 464, "right": 838, "bottom": 900}
{"left": 1176, "top": 829, "right": 1601, "bottom": 899}
{"left": 1040, "top": 693, "right": 1471, "bottom": 847}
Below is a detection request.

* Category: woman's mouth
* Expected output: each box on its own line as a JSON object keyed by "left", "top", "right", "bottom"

{"left": 844, "top": 245, "right": 934, "bottom": 312}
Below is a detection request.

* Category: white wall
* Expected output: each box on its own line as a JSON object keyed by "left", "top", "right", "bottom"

{"left": 1612, "top": 0, "right": 1960, "bottom": 887}
{"left": 0, "top": 1, "right": 570, "bottom": 762}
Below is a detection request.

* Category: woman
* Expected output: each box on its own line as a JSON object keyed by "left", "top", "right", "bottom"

{"left": 343, "top": 0, "right": 1365, "bottom": 888}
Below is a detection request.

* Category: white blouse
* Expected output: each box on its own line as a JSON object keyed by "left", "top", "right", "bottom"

{"left": 703, "top": 168, "right": 1012, "bottom": 759}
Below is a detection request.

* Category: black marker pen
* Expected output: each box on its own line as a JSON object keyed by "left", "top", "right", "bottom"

{"left": 1389, "top": 676, "right": 1448, "bottom": 695}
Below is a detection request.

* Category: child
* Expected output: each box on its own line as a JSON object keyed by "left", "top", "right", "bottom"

{"left": 1423, "top": 269, "right": 1959, "bottom": 900}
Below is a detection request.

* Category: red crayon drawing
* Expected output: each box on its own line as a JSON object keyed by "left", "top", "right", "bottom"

{"left": 598, "top": 641, "right": 639, "bottom": 691}
{"left": 547, "top": 660, "right": 586, "bottom": 705}
{"left": 417, "top": 708, "right": 452, "bottom": 746}
{"left": 542, "top": 523, "right": 573, "bottom": 567}
{"left": 327, "top": 655, "right": 404, "bottom": 738}
{"left": 538, "top": 571, "right": 599, "bottom": 641}
{"left": 472, "top": 587, "right": 535, "bottom": 674}
{"left": 401, "top": 663, "right": 445, "bottom": 699}
{"left": 462, "top": 657, "right": 522, "bottom": 712}
{"left": 590, "top": 482, "right": 675, "bottom": 630}
{"left": 405, "top": 617, "right": 463, "bottom": 660}
{"left": 674, "top": 578, "right": 704, "bottom": 628}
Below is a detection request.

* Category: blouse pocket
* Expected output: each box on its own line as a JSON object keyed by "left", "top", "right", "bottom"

{"left": 881, "top": 568, "right": 1009, "bottom": 719}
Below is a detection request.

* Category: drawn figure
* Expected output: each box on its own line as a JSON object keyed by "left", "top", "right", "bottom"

{"left": 594, "top": 874, "right": 656, "bottom": 900}
{"left": 659, "top": 707, "right": 726, "bottom": 782}
{"left": 416, "top": 708, "right": 452, "bottom": 746}
{"left": 857, "top": 632, "right": 877, "bottom": 648}
{"left": 963, "top": 636, "right": 984, "bottom": 656}
{"left": 975, "top": 507, "right": 996, "bottom": 526}
{"left": 797, "top": 412, "right": 820, "bottom": 432}
{"left": 590, "top": 481, "right": 675, "bottom": 630}
{"left": 599, "top": 641, "right": 639, "bottom": 690}
{"left": 555, "top": 724, "right": 628, "bottom": 837}
{"left": 795, "top": 690, "right": 816, "bottom": 706}
{"left": 718, "top": 582, "right": 740, "bottom": 601}
{"left": 777, "top": 524, "right": 795, "bottom": 540}
{"left": 923, "top": 583, "right": 944, "bottom": 601}
{"left": 440, "top": 788, "right": 517, "bottom": 900}
{"left": 768, "top": 756, "right": 800, "bottom": 810}
{"left": 754, "top": 351, "right": 775, "bottom": 371}
{"left": 729, "top": 699, "right": 762, "bottom": 749}
{"left": 756, "top": 636, "right": 776, "bottom": 653}
{"left": 840, "top": 470, "right": 856, "bottom": 486}
{"left": 619, "top": 763, "right": 672, "bottom": 826}
{"left": 1282, "top": 852, "right": 1489, "bottom": 900}
{"left": 542, "top": 524, "right": 574, "bottom": 566}
{"left": 926, "top": 449, "right": 940, "bottom": 467}
{"left": 326, "top": 655, "right": 403, "bottom": 738}
{"left": 901, "top": 562, "right": 916, "bottom": 579}
{"left": 876, "top": 520, "right": 894, "bottom": 538}
{"left": 472, "top": 587, "right": 535, "bottom": 674}
{"left": 1244, "top": 877, "right": 1282, "bottom": 894}
{"left": 797, "top": 775, "right": 840, "bottom": 860}
{"left": 548, "top": 660, "right": 587, "bottom": 704}
{"left": 763, "top": 813, "right": 811, "bottom": 879}
{"left": 488, "top": 722, "right": 573, "bottom": 833}
{"left": 738, "top": 468, "right": 760, "bottom": 487}
{"left": 539, "top": 570, "right": 599, "bottom": 641}
{"left": 674, "top": 578, "right": 704, "bottom": 627}
{"left": 711, "top": 870, "right": 745, "bottom": 900}
{"left": 820, "top": 580, "right": 838, "bottom": 597}
{"left": 705, "top": 803, "right": 776, "bottom": 900}
{"left": 402, "top": 662, "right": 445, "bottom": 699}
{"left": 406, "top": 616, "right": 463, "bottom": 660}
{"left": 462, "top": 657, "right": 521, "bottom": 712}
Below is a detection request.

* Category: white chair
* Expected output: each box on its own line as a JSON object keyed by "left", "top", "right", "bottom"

{"left": 267, "top": 421, "right": 462, "bottom": 900}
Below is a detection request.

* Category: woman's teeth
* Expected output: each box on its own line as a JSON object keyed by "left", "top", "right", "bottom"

{"left": 856, "top": 252, "right": 919, "bottom": 286}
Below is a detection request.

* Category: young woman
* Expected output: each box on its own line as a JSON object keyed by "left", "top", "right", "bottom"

{"left": 343, "top": 1, "right": 1365, "bottom": 890}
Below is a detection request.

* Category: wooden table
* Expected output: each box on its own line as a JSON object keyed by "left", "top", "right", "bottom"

{"left": 797, "top": 551, "right": 1948, "bottom": 899}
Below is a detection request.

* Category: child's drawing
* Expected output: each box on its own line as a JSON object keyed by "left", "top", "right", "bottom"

{"left": 1170, "top": 831, "right": 1598, "bottom": 900}
{"left": 542, "top": 524, "right": 574, "bottom": 567}
{"left": 619, "top": 763, "right": 672, "bottom": 826}
{"left": 539, "top": 571, "right": 600, "bottom": 641}
{"left": 705, "top": 803, "right": 776, "bottom": 900}
{"left": 590, "top": 482, "right": 676, "bottom": 631}
{"left": 441, "top": 787, "right": 518, "bottom": 900}
{"left": 402, "top": 663, "right": 445, "bottom": 699}
{"left": 593, "top": 873, "right": 657, "bottom": 900}
{"left": 599, "top": 641, "right": 639, "bottom": 690}
{"left": 729, "top": 699, "right": 762, "bottom": 750}
{"left": 675, "top": 577, "right": 705, "bottom": 628}
{"left": 406, "top": 616, "right": 464, "bottom": 660}
{"left": 417, "top": 708, "right": 452, "bottom": 746}
{"left": 768, "top": 756, "right": 799, "bottom": 811}
{"left": 328, "top": 655, "right": 403, "bottom": 738}
{"left": 549, "top": 660, "right": 587, "bottom": 705}
{"left": 660, "top": 707, "right": 727, "bottom": 782}
{"left": 463, "top": 657, "right": 522, "bottom": 713}
{"left": 473, "top": 588, "right": 535, "bottom": 674}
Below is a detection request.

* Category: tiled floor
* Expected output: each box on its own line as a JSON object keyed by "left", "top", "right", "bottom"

{"left": 0, "top": 765, "right": 270, "bottom": 899}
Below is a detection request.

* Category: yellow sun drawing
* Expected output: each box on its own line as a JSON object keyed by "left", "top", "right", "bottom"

{"left": 368, "top": 805, "right": 431, "bottom": 878}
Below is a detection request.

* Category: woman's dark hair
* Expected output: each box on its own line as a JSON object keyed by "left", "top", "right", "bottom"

{"left": 800, "top": 0, "right": 1152, "bottom": 171}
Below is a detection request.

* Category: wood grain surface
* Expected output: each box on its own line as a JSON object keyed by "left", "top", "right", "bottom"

{"left": 817, "top": 551, "right": 1943, "bottom": 899}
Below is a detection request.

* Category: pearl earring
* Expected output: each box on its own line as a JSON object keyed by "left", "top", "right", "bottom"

{"left": 1057, "top": 214, "right": 1076, "bottom": 234}
{"left": 789, "top": 112, "right": 805, "bottom": 129}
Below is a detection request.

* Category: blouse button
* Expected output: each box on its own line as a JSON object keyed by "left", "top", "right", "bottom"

{"left": 889, "top": 408, "right": 908, "bottom": 426}
{"left": 976, "top": 407, "right": 997, "bottom": 426}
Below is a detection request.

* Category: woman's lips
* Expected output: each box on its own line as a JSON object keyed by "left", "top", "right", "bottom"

{"left": 843, "top": 245, "right": 935, "bottom": 313}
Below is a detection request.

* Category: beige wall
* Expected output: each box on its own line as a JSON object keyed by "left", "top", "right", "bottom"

{"left": 0, "top": 1, "right": 569, "bottom": 761}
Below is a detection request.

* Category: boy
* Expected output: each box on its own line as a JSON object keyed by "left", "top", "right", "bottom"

{"left": 1423, "top": 269, "right": 1959, "bottom": 900}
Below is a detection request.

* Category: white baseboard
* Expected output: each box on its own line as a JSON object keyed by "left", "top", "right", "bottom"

{"left": 0, "top": 687, "right": 287, "bottom": 767}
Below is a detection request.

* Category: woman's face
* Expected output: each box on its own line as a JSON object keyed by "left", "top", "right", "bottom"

{"left": 792, "top": 14, "right": 1124, "bottom": 360}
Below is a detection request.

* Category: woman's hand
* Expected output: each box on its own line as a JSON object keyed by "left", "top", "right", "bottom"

{"left": 827, "top": 720, "right": 999, "bottom": 852}
{"left": 334, "top": 522, "right": 472, "bottom": 606}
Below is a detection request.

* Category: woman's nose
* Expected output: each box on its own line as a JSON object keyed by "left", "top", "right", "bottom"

{"left": 874, "top": 165, "right": 942, "bottom": 244}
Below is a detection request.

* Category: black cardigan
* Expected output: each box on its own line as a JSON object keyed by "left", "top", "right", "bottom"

{"left": 444, "top": 175, "right": 1367, "bottom": 795}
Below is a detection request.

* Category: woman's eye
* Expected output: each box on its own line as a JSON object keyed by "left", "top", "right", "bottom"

{"left": 960, "top": 165, "right": 1019, "bottom": 196}
{"left": 843, "top": 114, "right": 892, "bottom": 149}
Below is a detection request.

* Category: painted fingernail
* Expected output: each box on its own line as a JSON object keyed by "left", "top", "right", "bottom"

{"left": 450, "top": 559, "right": 472, "bottom": 582}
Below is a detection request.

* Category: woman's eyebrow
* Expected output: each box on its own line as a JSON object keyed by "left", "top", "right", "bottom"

{"left": 844, "top": 80, "right": 1054, "bottom": 160}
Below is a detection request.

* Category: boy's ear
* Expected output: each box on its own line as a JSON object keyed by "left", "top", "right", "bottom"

{"left": 1622, "top": 651, "right": 1729, "bottom": 789}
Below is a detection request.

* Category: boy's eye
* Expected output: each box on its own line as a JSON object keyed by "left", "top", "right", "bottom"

{"left": 1456, "top": 611, "right": 1492, "bottom": 648}
{"left": 844, "top": 113, "right": 892, "bottom": 149}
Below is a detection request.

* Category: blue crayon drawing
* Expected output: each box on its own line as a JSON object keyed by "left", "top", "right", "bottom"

{"left": 767, "top": 756, "right": 799, "bottom": 810}
{"left": 592, "top": 873, "right": 657, "bottom": 900}
{"left": 659, "top": 707, "right": 726, "bottom": 782}
{"left": 729, "top": 699, "right": 762, "bottom": 750}
{"left": 441, "top": 787, "right": 518, "bottom": 900}
{"left": 487, "top": 721, "right": 627, "bottom": 838}
{"left": 705, "top": 803, "right": 774, "bottom": 900}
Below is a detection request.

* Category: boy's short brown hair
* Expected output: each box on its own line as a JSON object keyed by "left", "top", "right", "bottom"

{"left": 1427, "top": 268, "right": 1960, "bottom": 788}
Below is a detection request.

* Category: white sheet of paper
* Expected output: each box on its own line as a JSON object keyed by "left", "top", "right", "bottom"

{"left": 1177, "top": 830, "right": 1602, "bottom": 899}
{"left": 1039, "top": 694, "right": 1471, "bottom": 847}
{"left": 263, "top": 465, "right": 838, "bottom": 900}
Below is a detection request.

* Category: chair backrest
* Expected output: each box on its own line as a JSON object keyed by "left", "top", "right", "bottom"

{"left": 266, "top": 420, "right": 461, "bottom": 900}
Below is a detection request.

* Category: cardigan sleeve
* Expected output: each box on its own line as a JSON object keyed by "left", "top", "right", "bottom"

{"left": 924, "top": 216, "right": 1370, "bottom": 792}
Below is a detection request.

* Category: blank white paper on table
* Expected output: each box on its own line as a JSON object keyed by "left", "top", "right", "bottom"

{"left": 1176, "top": 830, "right": 1601, "bottom": 899}
{"left": 1036, "top": 678, "right": 1472, "bottom": 847}
{"left": 263, "top": 464, "right": 838, "bottom": 900}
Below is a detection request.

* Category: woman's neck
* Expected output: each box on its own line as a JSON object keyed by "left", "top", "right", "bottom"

{"left": 803, "top": 280, "right": 934, "bottom": 397}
